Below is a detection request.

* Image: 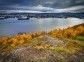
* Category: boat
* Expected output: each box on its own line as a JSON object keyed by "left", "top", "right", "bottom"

{"left": 17, "top": 15, "right": 30, "bottom": 20}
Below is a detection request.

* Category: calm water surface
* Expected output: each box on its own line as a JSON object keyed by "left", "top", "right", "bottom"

{"left": 0, "top": 18, "right": 84, "bottom": 36}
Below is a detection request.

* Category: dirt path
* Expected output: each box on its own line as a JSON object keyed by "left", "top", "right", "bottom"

{"left": 40, "top": 35, "right": 67, "bottom": 46}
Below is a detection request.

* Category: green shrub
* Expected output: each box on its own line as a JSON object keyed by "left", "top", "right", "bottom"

{"left": 76, "top": 36, "right": 84, "bottom": 41}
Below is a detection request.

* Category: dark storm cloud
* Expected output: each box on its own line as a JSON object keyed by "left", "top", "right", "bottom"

{"left": 0, "top": 0, "right": 84, "bottom": 12}
{"left": 43, "top": 0, "right": 84, "bottom": 8}
{"left": 0, "top": 0, "right": 21, "bottom": 5}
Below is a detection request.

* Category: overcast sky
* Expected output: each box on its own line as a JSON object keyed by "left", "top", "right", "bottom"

{"left": 0, "top": 0, "right": 84, "bottom": 13}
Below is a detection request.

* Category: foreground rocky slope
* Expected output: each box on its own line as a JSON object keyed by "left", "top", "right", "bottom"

{"left": 1, "top": 35, "right": 84, "bottom": 62}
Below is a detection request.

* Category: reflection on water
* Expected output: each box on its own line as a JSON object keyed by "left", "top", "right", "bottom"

{"left": 0, "top": 18, "right": 84, "bottom": 36}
